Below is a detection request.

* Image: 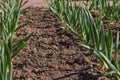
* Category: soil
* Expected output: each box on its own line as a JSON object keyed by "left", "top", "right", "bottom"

{"left": 11, "top": 0, "right": 120, "bottom": 80}
{"left": 12, "top": 7, "right": 111, "bottom": 80}
{"left": 22, "top": 0, "right": 49, "bottom": 8}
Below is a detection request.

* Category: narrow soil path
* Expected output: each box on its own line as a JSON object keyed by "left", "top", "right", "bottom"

{"left": 13, "top": 8, "right": 107, "bottom": 80}
{"left": 23, "top": 0, "right": 49, "bottom": 8}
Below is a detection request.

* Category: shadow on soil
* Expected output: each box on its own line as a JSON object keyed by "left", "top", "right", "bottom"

{"left": 39, "top": 67, "right": 104, "bottom": 80}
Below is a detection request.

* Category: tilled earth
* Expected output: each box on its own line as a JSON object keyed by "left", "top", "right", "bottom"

{"left": 13, "top": 8, "right": 108, "bottom": 80}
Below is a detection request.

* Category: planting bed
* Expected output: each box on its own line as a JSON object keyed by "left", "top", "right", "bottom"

{"left": 11, "top": 1, "right": 120, "bottom": 80}
{"left": 13, "top": 7, "right": 110, "bottom": 80}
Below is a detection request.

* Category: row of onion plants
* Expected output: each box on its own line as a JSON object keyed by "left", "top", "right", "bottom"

{"left": 0, "top": 0, "right": 32, "bottom": 80}
{"left": 46, "top": 0, "right": 120, "bottom": 79}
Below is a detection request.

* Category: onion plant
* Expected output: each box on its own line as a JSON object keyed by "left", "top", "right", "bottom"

{"left": 89, "top": 0, "right": 120, "bottom": 23}
{"left": 46, "top": 0, "right": 67, "bottom": 22}
{"left": 48, "top": 0, "right": 120, "bottom": 79}
{"left": 47, "top": 0, "right": 92, "bottom": 44}
{"left": 0, "top": 0, "right": 32, "bottom": 80}
{"left": 79, "top": 7, "right": 120, "bottom": 79}
{"left": 82, "top": 26, "right": 120, "bottom": 79}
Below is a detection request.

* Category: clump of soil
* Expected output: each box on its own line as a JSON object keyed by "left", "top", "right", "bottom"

{"left": 13, "top": 8, "right": 108, "bottom": 80}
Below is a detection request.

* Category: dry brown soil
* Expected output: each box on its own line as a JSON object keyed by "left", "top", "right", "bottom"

{"left": 23, "top": 0, "right": 48, "bottom": 8}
